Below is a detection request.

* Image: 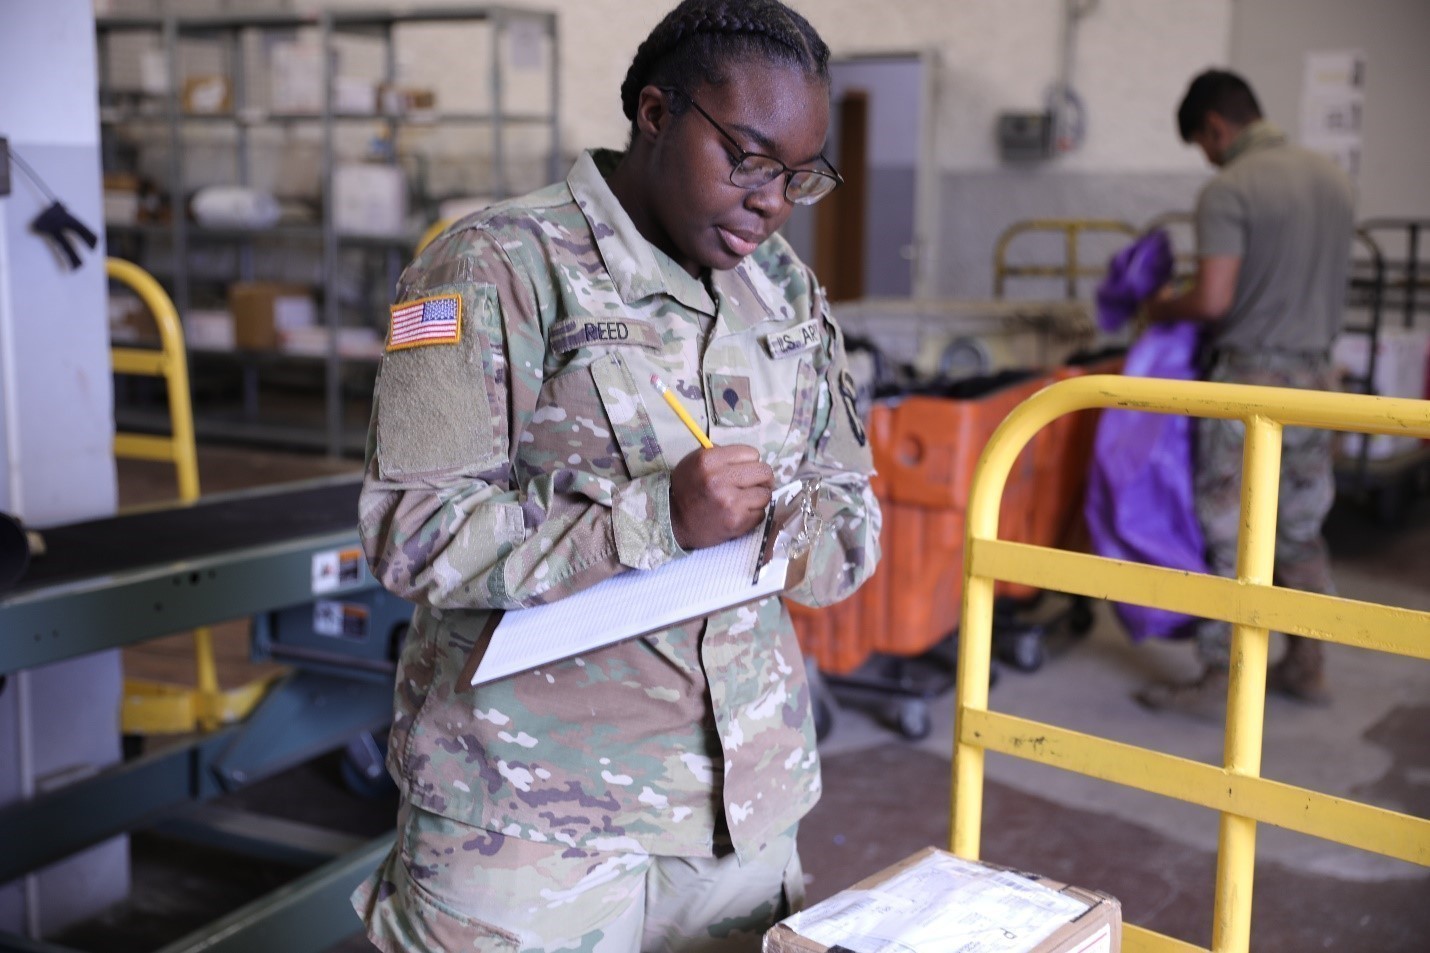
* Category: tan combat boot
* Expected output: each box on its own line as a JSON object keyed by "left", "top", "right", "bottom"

{"left": 1268, "top": 635, "right": 1331, "bottom": 705}
{"left": 1134, "top": 666, "right": 1230, "bottom": 721}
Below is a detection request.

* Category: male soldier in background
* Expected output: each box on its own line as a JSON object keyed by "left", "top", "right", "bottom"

{"left": 1139, "top": 69, "right": 1355, "bottom": 717}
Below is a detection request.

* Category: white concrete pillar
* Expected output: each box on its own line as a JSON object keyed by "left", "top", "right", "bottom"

{"left": 0, "top": 0, "right": 127, "bottom": 938}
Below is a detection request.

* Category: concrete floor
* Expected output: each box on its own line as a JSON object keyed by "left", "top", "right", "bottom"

{"left": 46, "top": 445, "right": 1430, "bottom": 951}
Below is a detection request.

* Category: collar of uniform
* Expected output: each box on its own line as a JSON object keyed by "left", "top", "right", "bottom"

{"left": 1223, "top": 120, "right": 1288, "bottom": 166}
{"left": 568, "top": 149, "right": 716, "bottom": 315}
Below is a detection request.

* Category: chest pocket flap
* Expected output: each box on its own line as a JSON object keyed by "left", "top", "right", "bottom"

{"left": 590, "top": 352, "right": 668, "bottom": 478}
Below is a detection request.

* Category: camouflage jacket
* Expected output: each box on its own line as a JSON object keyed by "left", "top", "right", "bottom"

{"left": 359, "top": 149, "right": 881, "bottom": 861}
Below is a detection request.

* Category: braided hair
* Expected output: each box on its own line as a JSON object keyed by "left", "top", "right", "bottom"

{"left": 620, "top": 0, "right": 830, "bottom": 127}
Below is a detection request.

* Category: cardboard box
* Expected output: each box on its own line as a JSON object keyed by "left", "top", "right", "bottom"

{"left": 184, "top": 309, "right": 236, "bottom": 352}
{"left": 228, "top": 282, "right": 316, "bottom": 352}
{"left": 109, "top": 293, "right": 158, "bottom": 346}
{"left": 279, "top": 325, "right": 383, "bottom": 359}
{"left": 764, "top": 848, "right": 1120, "bottom": 953}
{"left": 334, "top": 76, "right": 377, "bottom": 115}
{"left": 333, "top": 162, "right": 408, "bottom": 236}
{"left": 270, "top": 39, "right": 323, "bottom": 114}
{"left": 182, "top": 74, "right": 232, "bottom": 115}
{"left": 378, "top": 84, "right": 437, "bottom": 116}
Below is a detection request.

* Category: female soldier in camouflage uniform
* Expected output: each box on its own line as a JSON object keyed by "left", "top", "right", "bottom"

{"left": 351, "top": 2, "right": 881, "bottom": 950}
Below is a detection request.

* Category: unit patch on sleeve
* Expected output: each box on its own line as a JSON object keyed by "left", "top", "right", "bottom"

{"left": 765, "top": 319, "right": 821, "bottom": 359}
{"left": 387, "top": 294, "right": 462, "bottom": 351}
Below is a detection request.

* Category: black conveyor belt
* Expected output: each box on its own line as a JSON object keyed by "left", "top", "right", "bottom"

{"left": 13, "top": 478, "right": 362, "bottom": 595}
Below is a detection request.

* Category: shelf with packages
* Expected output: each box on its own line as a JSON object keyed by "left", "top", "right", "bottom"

{"left": 104, "top": 109, "right": 556, "bottom": 127}
{"left": 98, "top": 5, "right": 561, "bottom": 456}
{"left": 106, "top": 221, "right": 421, "bottom": 249}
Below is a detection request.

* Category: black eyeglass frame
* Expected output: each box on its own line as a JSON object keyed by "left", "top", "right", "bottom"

{"left": 661, "top": 87, "right": 843, "bottom": 206}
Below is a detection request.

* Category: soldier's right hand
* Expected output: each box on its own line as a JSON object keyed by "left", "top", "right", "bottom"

{"left": 669, "top": 445, "right": 775, "bottom": 550}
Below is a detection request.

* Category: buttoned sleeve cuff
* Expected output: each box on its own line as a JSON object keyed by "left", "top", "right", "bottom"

{"left": 611, "top": 471, "right": 687, "bottom": 571}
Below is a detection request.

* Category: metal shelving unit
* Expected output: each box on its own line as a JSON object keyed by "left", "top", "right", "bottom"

{"left": 97, "top": 5, "right": 560, "bottom": 455}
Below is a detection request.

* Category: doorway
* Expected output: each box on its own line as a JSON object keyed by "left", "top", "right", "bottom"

{"left": 783, "top": 52, "right": 938, "bottom": 301}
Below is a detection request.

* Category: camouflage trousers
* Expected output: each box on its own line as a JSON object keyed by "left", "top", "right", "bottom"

{"left": 352, "top": 801, "right": 804, "bottom": 953}
{"left": 1193, "top": 350, "right": 1338, "bottom": 667}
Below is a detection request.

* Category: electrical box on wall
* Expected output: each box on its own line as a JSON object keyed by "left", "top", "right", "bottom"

{"left": 997, "top": 111, "right": 1053, "bottom": 162}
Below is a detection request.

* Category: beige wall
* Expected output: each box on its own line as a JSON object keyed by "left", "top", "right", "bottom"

{"left": 291, "top": 0, "right": 1231, "bottom": 175}
{"left": 1231, "top": 0, "right": 1430, "bottom": 221}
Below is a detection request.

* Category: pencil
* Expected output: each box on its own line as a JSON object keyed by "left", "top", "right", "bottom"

{"left": 650, "top": 373, "right": 715, "bottom": 449}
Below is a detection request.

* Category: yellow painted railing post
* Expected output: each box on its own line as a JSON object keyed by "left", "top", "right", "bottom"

{"left": 951, "top": 568, "right": 995, "bottom": 859}
{"left": 415, "top": 217, "right": 455, "bottom": 256}
{"left": 944, "top": 375, "right": 1430, "bottom": 953}
{"left": 106, "top": 258, "right": 200, "bottom": 502}
{"left": 950, "top": 407, "right": 1022, "bottom": 860}
{"left": 108, "top": 258, "right": 220, "bottom": 731}
{"left": 1213, "top": 414, "right": 1282, "bottom": 953}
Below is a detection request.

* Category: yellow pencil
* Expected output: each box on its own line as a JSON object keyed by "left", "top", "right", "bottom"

{"left": 650, "top": 373, "right": 715, "bottom": 449}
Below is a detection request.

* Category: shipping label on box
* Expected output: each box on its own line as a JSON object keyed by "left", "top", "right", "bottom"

{"left": 764, "top": 848, "right": 1120, "bottom": 953}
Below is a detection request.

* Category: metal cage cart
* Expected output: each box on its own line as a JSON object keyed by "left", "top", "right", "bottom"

{"left": 1336, "top": 219, "right": 1430, "bottom": 522}
{"left": 993, "top": 217, "right": 1139, "bottom": 300}
{"left": 791, "top": 295, "right": 1111, "bottom": 740}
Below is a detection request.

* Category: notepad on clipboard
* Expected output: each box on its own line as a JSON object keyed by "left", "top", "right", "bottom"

{"left": 464, "top": 527, "right": 792, "bottom": 686}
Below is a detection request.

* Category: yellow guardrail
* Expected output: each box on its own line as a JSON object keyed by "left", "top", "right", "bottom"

{"left": 108, "top": 258, "right": 272, "bottom": 732}
{"left": 108, "top": 258, "right": 199, "bottom": 503}
{"left": 415, "top": 217, "right": 455, "bottom": 256}
{"left": 949, "top": 375, "right": 1430, "bottom": 953}
{"left": 993, "top": 218, "right": 1139, "bottom": 299}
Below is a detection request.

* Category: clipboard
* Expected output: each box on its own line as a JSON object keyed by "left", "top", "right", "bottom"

{"left": 462, "top": 526, "right": 794, "bottom": 686}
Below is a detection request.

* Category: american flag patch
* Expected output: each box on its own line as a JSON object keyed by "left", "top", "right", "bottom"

{"left": 387, "top": 294, "right": 462, "bottom": 351}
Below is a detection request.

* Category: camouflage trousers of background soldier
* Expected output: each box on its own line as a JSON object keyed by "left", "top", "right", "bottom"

{"left": 1193, "top": 350, "right": 1338, "bottom": 702}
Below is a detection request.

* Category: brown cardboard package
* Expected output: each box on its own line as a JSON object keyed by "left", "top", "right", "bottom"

{"left": 764, "top": 848, "right": 1120, "bottom": 953}
{"left": 228, "top": 282, "right": 315, "bottom": 352}
{"left": 108, "top": 295, "right": 158, "bottom": 346}
{"left": 181, "top": 75, "right": 232, "bottom": 114}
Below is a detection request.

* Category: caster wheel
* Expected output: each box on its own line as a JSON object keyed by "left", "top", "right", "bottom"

{"left": 891, "top": 699, "right": 931, "bottom": 741}
{"left": 997, "top": 628, "right": 1044, "bottom": 673}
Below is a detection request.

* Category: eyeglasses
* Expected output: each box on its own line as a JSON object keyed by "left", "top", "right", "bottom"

{"left": 663, "top": 88, "right": 842, "bottom": 206}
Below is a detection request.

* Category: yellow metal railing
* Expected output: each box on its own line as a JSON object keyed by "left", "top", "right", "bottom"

{"left": 993, "top": 218, "right": 1139, "bottom": 299}
{"left": 950, "top": 375, "right": 1430, "bottom": 953}
{"left": 108, "top": 258, "right": 199, "bottom": 503}
{"left": 108, "top": 259, "right": 281, "bottom": 731}
{"left": 415, "top": 217, "right": 455, "bottom": 256}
